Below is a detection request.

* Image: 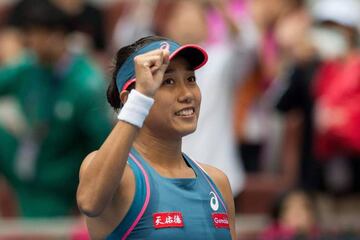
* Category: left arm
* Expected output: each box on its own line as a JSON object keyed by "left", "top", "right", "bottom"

{"left": 201, "top": 164, "right": 236, "bottom": 240}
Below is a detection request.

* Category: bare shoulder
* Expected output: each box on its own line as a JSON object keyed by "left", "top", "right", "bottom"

{"left": 198, "top": 163, "right": 231, "bottom": 192}
{"left": 197, "top": 163, "right": 233, "bottom": 209}
{"left": 198, "top": 163, "right": 237, "bottom": 240}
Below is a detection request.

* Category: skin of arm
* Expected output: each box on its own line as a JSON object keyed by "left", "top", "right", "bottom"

{"left": 76, "top": 49, "right": 170, "bottom": 217}
{"left": 76, "top": 121, "right": 139, "bottom": 217}
{"left": 201, "top": 164, "right": 237, "bottom": 240}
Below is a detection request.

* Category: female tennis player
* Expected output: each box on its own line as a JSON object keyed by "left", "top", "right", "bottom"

{"left": 76, "top": 36, "right": 235, "bottom": 240}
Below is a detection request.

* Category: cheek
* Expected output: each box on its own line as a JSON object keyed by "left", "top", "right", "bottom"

{"left": 154, "top": 89, "right": 177, "bottom": 106}
{"left": 147, "top": 93, "right": 174, "bottom": 122}
{"left": 193, "top": 86, "right": 202, "bottom": 110}
{"left": 196, "top": 87, "right": 201, "bottom": 104}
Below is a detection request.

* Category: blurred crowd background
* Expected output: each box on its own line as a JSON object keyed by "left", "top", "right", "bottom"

{"left": 0, "top": 0, "right": 360, "bottom": 239}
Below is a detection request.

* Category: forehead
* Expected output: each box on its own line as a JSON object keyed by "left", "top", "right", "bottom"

{"left": 166, "top": 56, "right": 193, "bottom": 72}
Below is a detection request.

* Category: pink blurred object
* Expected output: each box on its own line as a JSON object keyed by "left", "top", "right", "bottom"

{"left": 260, "top": 29, "right": 279, "bottom": 88}
{"left": 206, "top": 0, "right": 247, "bottom": 44}
{"left": 261, "top": 223, "right": 321, "bottom": 240}
{"left": 313, "top": 55, "right": 360, "bottom": 159}
{"left": 71, "top": 219, "right": 90, "bottom": 240}
{"left": 260, "top": 223, "right": 296, "bottom": 240}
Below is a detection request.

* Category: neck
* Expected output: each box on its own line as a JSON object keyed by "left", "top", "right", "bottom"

{"left": 133, "top": 127, "right": 184, "bottom": 168}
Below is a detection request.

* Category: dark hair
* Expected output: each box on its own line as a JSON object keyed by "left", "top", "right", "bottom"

{"left": 11, "top": 0, "right": 71, "bottom": 32}
{"left": 107, "top": 35, "right": 171, "bottom": 111}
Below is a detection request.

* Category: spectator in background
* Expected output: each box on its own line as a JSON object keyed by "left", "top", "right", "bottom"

{"left": 311, "top": 0, "right": 360, "bottom": 195}
{"left": 233, "top": 0, "right": 306, "bottom": 194}
{"left": 7, "top": 0, "right": 107, "bottom": 57}
{"left": 261, "top": 189, "right": 320, "bottom": 239}
{"left": 52, "top": 0, "right": 107, "bottom": 53}
{"left": 112, "top": 0, "right": 156, "bottom": 48}
{"left": 0, "top": 0, "right": 111, "bottom": 217}
{"left": 275, "top": 3, "right": 320, "bottom": 193}
{"left": 277, "top": 0, "right": 360, "bottom": 195}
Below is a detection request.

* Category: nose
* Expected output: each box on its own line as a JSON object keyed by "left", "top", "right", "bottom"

{"left": 177, "top": 84, "right": 194, "bottom": 104}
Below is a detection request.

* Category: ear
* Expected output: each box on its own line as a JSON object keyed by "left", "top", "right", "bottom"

{"left": 120, "top": 90, "right": 130, "bottom": 105}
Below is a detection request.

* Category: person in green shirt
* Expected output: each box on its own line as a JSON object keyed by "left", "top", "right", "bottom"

{"left": 0, "top": 0, "right": 111, "bottom": 217}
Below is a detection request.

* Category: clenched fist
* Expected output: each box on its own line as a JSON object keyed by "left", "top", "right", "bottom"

{"left": 133, "top": 49, "right": 170, "bottom": 97}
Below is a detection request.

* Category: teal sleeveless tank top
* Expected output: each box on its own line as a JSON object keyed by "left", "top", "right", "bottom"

{"left": 106, "top": 147, "right": 232, "bottom": 240}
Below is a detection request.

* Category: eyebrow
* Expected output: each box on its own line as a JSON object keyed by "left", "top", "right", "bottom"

{"left": 165, "top": 68, "right": 175, "bottom": 74}
{"left": 165, "top": 67, "right": 193, "bottom": 74}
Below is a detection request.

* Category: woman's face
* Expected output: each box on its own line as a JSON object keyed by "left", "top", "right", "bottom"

{"left": 144, "top": 57, "right": 201, "bottom": 139}
{"left": 163, "top": 0, "right": 208, "bottom": 45}
{"left": 280, "top": 192, "right": 315, "bottom": 232}
{"left": 26, "top": 27, "right": 66, "bottom": 64}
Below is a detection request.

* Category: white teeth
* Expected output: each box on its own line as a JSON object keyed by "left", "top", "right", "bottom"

{"left": 176, "top": 108, "right": 194, "bottom": 116}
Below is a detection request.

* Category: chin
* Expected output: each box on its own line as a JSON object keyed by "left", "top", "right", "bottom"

{"left": 178, "top": 125, "right": 197, "bottom": 137}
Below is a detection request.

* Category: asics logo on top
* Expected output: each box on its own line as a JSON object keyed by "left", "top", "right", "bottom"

{"left": 160, "top": 42, "right": 170, "bottom": 51}
{"left": 209, "top": 191, "right": 219, "bottom": 211}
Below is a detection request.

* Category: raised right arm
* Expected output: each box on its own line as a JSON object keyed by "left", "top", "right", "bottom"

{"left": 76, "top": 121, "right": 140, "bottom": 217}
{"left": 76, "top": 49, "right": 169, "bottom": 217}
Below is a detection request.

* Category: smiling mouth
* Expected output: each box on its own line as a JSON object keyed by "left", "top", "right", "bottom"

{"left": 175, "top": 107, "right": 195, "bottom": 117}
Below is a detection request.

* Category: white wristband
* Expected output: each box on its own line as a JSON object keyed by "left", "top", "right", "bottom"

{"left": 117, "top": 89, "right": 154, "bottom": 128}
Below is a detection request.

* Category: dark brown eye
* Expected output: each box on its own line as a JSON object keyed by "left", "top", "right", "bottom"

{"left": 188, "top": 76, "right": 196, "bottom": 82}
{"left": 163, "top": 78, "right": 175, "bottom": 85}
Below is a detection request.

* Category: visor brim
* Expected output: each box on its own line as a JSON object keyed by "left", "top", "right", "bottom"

{"left": 169, "top": 44, "right": 208, "bottom": 70}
